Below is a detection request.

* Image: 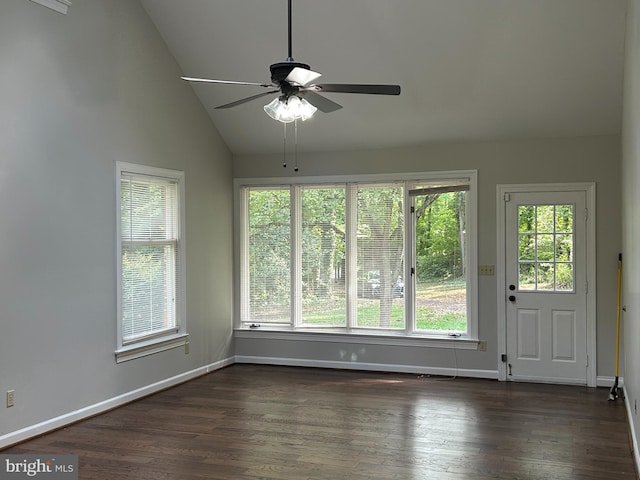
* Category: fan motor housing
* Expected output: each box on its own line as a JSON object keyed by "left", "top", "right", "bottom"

{"left": 270, "top": 61, "right": 310, "bottom": 85}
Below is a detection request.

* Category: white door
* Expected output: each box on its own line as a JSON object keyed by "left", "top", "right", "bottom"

{"left": 504, "top": 190, "right": 588, "bottom": 384}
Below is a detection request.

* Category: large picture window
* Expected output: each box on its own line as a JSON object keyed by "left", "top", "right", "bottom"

{"left": 237, "top": 171, "right": 477, "bottom": 340}
{"left": 116, "top": 163, "right": 186, "bottom": 362}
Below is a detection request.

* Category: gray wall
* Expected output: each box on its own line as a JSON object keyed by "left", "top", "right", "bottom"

{"left": 622, "top": 0, "right": 640, "bottom": 459}
{"left": 234, "top": 135, "right": 621, "bottom": 378}
{"left": 0, "top": 0, "right": 233, "bottom": 440}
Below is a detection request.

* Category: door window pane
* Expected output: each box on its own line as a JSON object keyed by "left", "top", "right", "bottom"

{"left": 556, "top": 263, "right": 574, "bottom": 291}
{"left": 536, "top": 205, "right": 555, "bottom": 233}
{"left": 556, "top": 234, "right": 573, "bottom": 261}
{"left": 517, "top": 204, "right": 575, "bottom": 292}
{"left": 537, "top": 234, "right": 554, "bottom": 261}
{"left": 518, "top": 206, "right": 535, "bottom": 233}
{"left": 519, "top": 234, "right": 535, "bottom": 261}
{"left": 556, "top": 205, "right": 574, "bottom": 233}
{"left": 519, "top": 263, "right": 536, "bottom": 290}
{"left": 538, "top": 263, "right": 555, "bottom": 290}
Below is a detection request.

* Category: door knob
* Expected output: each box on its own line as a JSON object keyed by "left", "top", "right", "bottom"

{"left": 508, "top": 295, "right": 516, "bottom": 302}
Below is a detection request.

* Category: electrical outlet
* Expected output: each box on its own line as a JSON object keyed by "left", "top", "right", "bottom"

{"left": 479, "top": 265, "right": 495, "bottom": 276}
{"left": 478, "top": 341, "right": 487, "bottom": 352}
{"left": 185, "top": 342, "right": 190, "bottom": 354}
{"left": 6, "top": 390, "right": 15, "bottom": 408}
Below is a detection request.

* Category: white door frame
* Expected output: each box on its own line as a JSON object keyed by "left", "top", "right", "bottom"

{"left": 496, "top": 183, "right": 596, "bottom": 386}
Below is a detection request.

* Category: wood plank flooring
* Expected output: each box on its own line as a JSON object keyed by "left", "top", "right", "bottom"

{"left": 3, "top": 365, "right": 637, "bottom": 479}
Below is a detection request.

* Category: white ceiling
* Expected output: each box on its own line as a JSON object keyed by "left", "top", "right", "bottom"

{"left": 140, "top": 0, "right": 627, "bottom": 156}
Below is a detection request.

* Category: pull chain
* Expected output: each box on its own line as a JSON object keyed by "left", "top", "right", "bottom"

{"left": 282, "top": 122, "right": 287, "bottom": 168}
{"left": 294, "top": 119, "right": 299, "bottom": 172}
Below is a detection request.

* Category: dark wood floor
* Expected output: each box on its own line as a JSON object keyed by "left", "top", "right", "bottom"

{"left": 3, "top": 365, "right": 637, "bottom": 479}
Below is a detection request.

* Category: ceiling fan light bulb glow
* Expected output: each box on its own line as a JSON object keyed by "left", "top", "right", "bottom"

{"left": 263, "top": 96, "right": 317, "bottom": 123}
{"left": 293, "top": 97, "right": 317, "bottom": 121}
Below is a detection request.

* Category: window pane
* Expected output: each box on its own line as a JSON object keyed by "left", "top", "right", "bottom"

{"left": 537, "top": 234, "right": 554, "bottom": 261}
{"left": 248, "top": 189, "right": 291, "bottom": 324}
{"left": 301, "top": 187, "right": 346, "bottom": 326}
{"left": 556, "top": 234, "right": 573, "bottom": 261}
{"left": 556, "top": 205, "right": 573, "bottom": 233}
{"left": 519, "top": 234, "right": 535, "bottom": 261}
{"left": 122, "top": 244, "right": 176, "bottom": 341}
{"left": 357, "top": 184, "right": 405, "bottom": 329}
{"left": 556, "top": 263, "right": 574, "bottom": 291}
{"left": 536, "top": 206, "right": 554, "bottom": 233}
{"left": 121, "top": 178, "right": 177, "bottom": 242}
{"left": 538, "top": 263, "right": 554, "bottom": 290}
{"left": 415, "top": 190, "right": 467, "bottom": 333}
{"left": 519, "top": 263, "right": 536, "bottom": 290}
{"left": 518, "top": 206, "right": 535, "bottom": 233}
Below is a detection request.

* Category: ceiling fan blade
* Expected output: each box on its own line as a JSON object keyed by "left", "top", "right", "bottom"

{"left": 182, "top": 76, "right": 272, "bottom": 88}
{"left": 299, "top": 91, "right": 342, "bottom": 113}
{"left": 285, "top": 67, "right": 322, "bottom": 87}
{"left": 215, "top": 90, "right": 280, "bottom": 109}
{"left": 310, "top": 84, "right": 401, "bottom": 95}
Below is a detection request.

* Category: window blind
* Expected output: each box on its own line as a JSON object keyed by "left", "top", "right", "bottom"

{"left": 356, "top": 183, "right": 405, "bottom": 329}
{"left": 247, "top": 188, "right": 291, "bottom": 325}
{"left": 120, "top": 173, "right": 179, "bottom": 343}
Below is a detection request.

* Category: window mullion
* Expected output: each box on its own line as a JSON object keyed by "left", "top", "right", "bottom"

{"left": 291, "top": 186, "right": 302, "bottom": 328}
{"left": 406, "top": 182, "right": 415, "bottom": 335}
{"left": 238, "top": 188, "right": 250, "bottom": 326}
{"left": 346, "top": 184, "right": 358, "bottom": 332}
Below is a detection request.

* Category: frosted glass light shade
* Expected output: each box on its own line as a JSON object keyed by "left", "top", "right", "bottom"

{"left": 264, "top": 96, "right": 317, "bottom": 123}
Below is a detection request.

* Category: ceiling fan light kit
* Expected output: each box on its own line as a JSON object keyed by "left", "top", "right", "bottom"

{"left": 264, "top": 96, "right": 317, "bottom": 123}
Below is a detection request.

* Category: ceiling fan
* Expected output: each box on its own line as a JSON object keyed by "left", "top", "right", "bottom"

{"left": 181, "top": 0, "right": 401, "bottom": 123}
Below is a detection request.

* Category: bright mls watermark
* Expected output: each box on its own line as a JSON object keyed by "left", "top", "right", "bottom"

{"left": 0, "top": 455, "right": 77, "bottom": 480}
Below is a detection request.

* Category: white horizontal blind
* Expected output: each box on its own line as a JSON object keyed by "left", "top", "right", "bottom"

{"left": 247, "top": 187, "right": 291, "bottom": 325}
{"left": 300, "top": 186, "right": 347, "bottom": 327}
{"left": 120, "top": 173, "right": 178, "bottom": 343}
{"left": 356, "top": 183, "right": 405, "bottom": 329}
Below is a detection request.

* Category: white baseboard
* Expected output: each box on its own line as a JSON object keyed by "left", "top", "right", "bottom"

{"left": 234, "top": 355, "right": 499, "bottom": 379}
{"left": 623, "top": 388, "right": 640, "bottom": 476}
{"left": 597, "top": 375, "right": 625, "bottom": 388}
{"left": 0, "top": 357, "right": 234, "bottom": 449}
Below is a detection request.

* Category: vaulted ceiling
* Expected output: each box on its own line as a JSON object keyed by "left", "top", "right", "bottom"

{"left": 140, "top": 0, "right": 627, "bottom": 156}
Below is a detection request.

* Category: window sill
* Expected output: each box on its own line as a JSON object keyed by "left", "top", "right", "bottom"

{"left": 115, "top": 333, "right": 189, "bottom": 363}
{"left": 234, "top": 328, "right": 479, "bottom": 350}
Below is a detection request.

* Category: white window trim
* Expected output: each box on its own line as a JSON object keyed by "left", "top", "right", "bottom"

{"left": 234, "top": 170, "right": 478, "bottom": 348}
{"left": 29, "top": 0, "right": 71, "bottom": 15}
{"left": 115, "top": 162, "right": 187, "bottom": 363}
